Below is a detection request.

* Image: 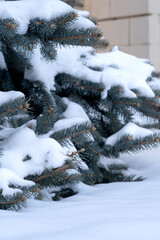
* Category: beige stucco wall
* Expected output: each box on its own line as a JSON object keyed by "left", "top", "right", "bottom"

{"left": 83, "top": 0, "right": 160, "bottom": 69}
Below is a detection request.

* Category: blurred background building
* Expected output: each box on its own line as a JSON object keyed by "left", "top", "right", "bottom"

{"left": 82, "top": 0, "right": 160, "bottom": 69}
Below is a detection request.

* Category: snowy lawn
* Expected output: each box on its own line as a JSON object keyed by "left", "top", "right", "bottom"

{"left": 1, "top": 147, "right": 160, "bottom": 240}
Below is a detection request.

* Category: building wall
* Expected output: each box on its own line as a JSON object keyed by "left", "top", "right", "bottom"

{"left": 83, "top": 0, "right": 160, "bottom": 69}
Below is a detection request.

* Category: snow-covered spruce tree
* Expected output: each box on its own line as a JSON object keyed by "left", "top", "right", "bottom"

{"left": 0, "top": 0, "right": 160, "bottom": 211}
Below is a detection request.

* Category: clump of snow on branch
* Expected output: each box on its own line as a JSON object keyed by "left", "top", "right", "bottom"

{"left": 105, "top": 122, "right": 153, "bottom": 146}
{"left": 0, "top": 91, "right": 24, "bottom": 106}
{"left": 0, "top": 0, "right": 94, "bottom": 34}
{"left": 51, "top": 98, "right": 90, "bottom": 134}
{"left": 0, "top": 168, "right": 34, "bottom": 196}
{"left": 0, "top": 126, "right": 67, "bottom": 177}
{"left": 83, "top": 46, "right": 157, "bottom": 98}
{"left": 0, "top": 125, "right": 67, "bottom": 195}
{"left": 25, "top": 45, "right": 160, "bottom": 99}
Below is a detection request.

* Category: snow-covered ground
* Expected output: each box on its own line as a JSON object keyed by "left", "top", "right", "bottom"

{"left": 1, "top": 147, "right": 160, "bottom": 240}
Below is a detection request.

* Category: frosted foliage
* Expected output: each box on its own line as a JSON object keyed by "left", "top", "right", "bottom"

{"left": 84, "top": 46, "right": 156, "bottom": 98}
{"left": 25, "top": 46, "right": 158, "bottom": 98}
{"left": 25, "top": 46, "right": 101, "bottom": 91}
{"left": 0, "top": 52, "right": 6, "bottom": 70}
{"left": 0, "top": 91, "right": 24, "bottom": 106}
{"left": 0, "top": 0, "right": 94, "bottom": 34}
